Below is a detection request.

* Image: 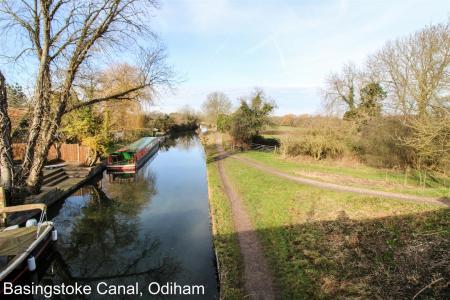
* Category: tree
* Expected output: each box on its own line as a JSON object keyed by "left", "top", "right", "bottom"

{"left": 359, "top": 82, "right": 386, "bottom": 117}
{"left": 280, "top": 114, "right": 296, "bottom": 126}
{"left": 6, "top": 83, "right": 28, "bottom": 107}
{"left": 367, "top": 41, "right": 412, "bottom": 116}
{"left": 401, "top": 111, "right": 450, "bottom": 176}
{"left": 61, "top": 107, "right": 112, "bottom": 166}
{"left": 201, "top": 91, "right": 232, "bottom": 126}
{"left": 216, "top": 113, "right": 231, "bottom": 133}
{"left": 168, "top": 105, "right": 199, "bottom": 132}
{"left": 229, "top": 89, "right": 275, "bottom": 145}
{"left": 153, "top": 114, "right": 175, "bottom": 133}
{"left": 84, "top": 63, "right": 148, "bottom": 130}
{"left": 0, "top": 0, "right": 173, "bottom": 192}
{"left": 324, "top": 63, "right": 360, "bottom": 118}
{"left": 322, "top": 20, "right": 449, "bottom": 176}
{"left": 325, "top": 65, "right": 387, "bottom": 120}
{"left": 178, "top": 105, "right": 197, "bottom": 123}
{"left": 372, "top": 21, "right": 450, "bottom": 117}
{"left": 369, "top": 20, "right": 450, "bottom": 175}
{"left": 0, "top": 71, "right": 14, "bottom": 200}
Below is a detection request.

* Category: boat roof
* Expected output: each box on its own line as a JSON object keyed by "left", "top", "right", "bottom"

{"left": 115, "top": 137, "right": 157, "bottom": 153}
{"left": 0, "top": 203, "right": 46, "bottom": 215}
{"left": 0, "top": 224, "right": 51, "bottom": 256}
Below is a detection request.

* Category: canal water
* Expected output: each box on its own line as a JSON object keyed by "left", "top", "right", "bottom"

{"left": 36, "top": 134, "right": 218, "bottom": 299}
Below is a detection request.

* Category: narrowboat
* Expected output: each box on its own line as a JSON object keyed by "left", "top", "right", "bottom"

{"left": 106, "top": 137, "right": 160, "bottom": 174}
{"left": 0, "top": 204, "right": 56, "bottom": 288}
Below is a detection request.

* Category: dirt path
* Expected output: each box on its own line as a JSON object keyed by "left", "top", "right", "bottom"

{"left": 232, "top": 155, "right": 449, "bottom": 207}
{"left": 215, "top": 135, "right": 277, "bottom": 300}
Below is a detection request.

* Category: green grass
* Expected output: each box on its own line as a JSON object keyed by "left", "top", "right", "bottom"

{"left": 237, "top": 151, "right": 450, "bottom": 198}
{"left": 223, "top": 158, "right": 449, "bottom": 299}
{"left": 205, "top": 149, "right": 245, "bottom": 299}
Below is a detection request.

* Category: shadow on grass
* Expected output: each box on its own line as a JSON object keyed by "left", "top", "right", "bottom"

{"left": 217, "top": 208, "right": 449, "bottom": 299}
{"left": 204, "top": 144, "right": 242, "bottom": 164}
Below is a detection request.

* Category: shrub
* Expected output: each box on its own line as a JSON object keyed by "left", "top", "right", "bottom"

{"left": 252, "top": 135, "right": 280, "bottom": 147}
{"left": 354, "top": 117, "right": 415, "bottom": 169}
{"left": 229, "top": 89, "right": 275, "bottom": 145}
{"left": 280, "top": 135, "right": 345, "bottom": 160}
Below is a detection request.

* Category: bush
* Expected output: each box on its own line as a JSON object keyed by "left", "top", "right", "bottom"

{"left": 280, "top": 135, "right": 345, "bottom": 160}
{"left": 229, "top": 89, "right": 275, "bottom": 145}
{"left": 252, "top": 135, "right": 280, "bottom": 147}
{"left": 354, "top": 117, "right": 415, "bottom": 169}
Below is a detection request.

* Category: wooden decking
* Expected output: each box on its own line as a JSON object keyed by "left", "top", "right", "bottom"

{"left": 7, "top": 164, "right": 105, "bottom": 226}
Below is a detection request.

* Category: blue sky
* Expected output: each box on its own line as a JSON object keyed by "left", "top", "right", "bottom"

{"left": 150, "top": 0, "right": 449, "bottom": 115}
{"left": 1, "top": 1, "right": 448, "bottom": 115}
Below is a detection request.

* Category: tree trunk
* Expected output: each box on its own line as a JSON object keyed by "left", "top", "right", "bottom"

{"left": 86, "top": 150, "right": 99, "bottom": 167}
{"left": 25, "top": 89, "right": 68, "bottom": 190}
{"left": 55, "top": 142, "right": 62, "bottom": 160}
{"left": 25, "top": 114, "right": 56, "bottom": 192}
{"left": 0, "top": 71, "right": 14, "bottom": 203}
{"left": 19, "top": 65, "right": 51, "bottom": 181}
{"left": 25, "top": 138, "right": 52, "bottom": 192}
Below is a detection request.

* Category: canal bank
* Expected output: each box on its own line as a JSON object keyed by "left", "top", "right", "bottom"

{"left": 18, "top": 134, "right": 218, "bottom": 299}
{"left": 7, "top": 163, "right": 106, "bottom": 226}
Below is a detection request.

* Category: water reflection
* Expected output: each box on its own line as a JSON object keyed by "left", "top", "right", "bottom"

{"left": 43, "top": 183, "right": 181, "bottom": 298}
{"left": 32, "top": 134, "right": 218, "bottom": 299}
{"left": 159, "top": 132, "right": 197, "bottom": 152}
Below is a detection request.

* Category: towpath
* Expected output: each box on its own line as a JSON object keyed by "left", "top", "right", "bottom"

{"left": 215, "top": 134, "right": 277, "bottom": 300}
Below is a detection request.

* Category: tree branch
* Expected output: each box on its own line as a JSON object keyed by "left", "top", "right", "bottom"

{"left": 64, "top": 84, "right": 148, "bottom": 114}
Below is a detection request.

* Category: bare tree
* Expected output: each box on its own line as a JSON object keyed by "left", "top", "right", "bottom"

{"left": 401, "top": 109, "right": 450, "bottom": 179}
{"left": 0, "top": 71, "right": 14, "bottom": 199}
{"left": 324, "top": 63, "right": 360, "bottom": 116}
{"left": 322, "top": 20, "right": 450, "bottom": 175}
{"left": 407, "top": 22, "right": 450, "bottom": 117}
{"left": 0, "top": 0, "right": 172, "bottom": 192}
{"left": 201, "top": 91, "right": 232, "bottom": 126}
{"left": 371, "top": 21, "right": 450, "bottom": 118}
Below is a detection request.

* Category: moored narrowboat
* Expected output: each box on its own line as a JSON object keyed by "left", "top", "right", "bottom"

{"left": 106, "top": 137, "right": 160, "bottom": 174}
{"left": 0, "top": 204, "right": 56, "bottom": 289}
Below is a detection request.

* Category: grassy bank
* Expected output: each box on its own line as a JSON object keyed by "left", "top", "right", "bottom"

{"left": 237, "top": 151, "right": 449, "bottom": 198}
{"left": 223, "top": 158, "right": 449, "bottom": 299}
{"left": 204, "top": 139, "right": 245, "bottom": 299}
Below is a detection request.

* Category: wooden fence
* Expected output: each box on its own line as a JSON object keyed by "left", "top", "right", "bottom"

{"left": 12, "top": 143, "right": 91, "bottom": 164}
{"left": 250, "top": 143, "right": 277, "bottom": 152}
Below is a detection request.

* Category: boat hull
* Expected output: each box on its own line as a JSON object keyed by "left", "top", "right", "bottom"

{"left": 0, "top": 223, "right": 54, "bottom": 293}
{"left": 106, "top": 141, "right": 159, "bottom": 174}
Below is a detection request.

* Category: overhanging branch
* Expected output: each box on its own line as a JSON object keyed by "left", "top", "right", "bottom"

{"left": 63, "top": 84, "right": 148, "bottom": 114}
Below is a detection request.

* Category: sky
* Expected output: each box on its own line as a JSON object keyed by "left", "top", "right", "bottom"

{"left": 149, "top": 0, "right": 449, "bottom": 115}
{"left": 0, "top": 1, "right": 448, "bottom": 115}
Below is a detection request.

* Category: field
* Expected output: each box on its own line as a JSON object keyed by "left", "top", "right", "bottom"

{"left": 238, "top": 151, "right": 449, "bottom": 198}
{"left": 204, "top": 131, "right": 449, "bottom": 299}
{"left": 256, "top": 125, "right": 450, "bottom": 198}
{"left": 223, "top": 157, "right": 449, "bottom": 299}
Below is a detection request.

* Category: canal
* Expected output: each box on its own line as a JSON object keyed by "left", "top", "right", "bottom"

{"left": 37, "top": 134, "right": 218, "bottom": 299}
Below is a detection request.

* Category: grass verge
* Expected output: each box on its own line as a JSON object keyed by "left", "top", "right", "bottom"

{"left": 237, "top": 151, "right": 449, "bottom": 198}
{"left": 223, "top": 158, "right": 449, "bottom": 299}
{"left": 204, "top": 138, "right": 245, "bottom": 299}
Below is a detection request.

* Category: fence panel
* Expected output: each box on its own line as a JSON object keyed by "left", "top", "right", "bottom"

{"left": 12, "top": 143, "right": 90, "bottom": 164}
